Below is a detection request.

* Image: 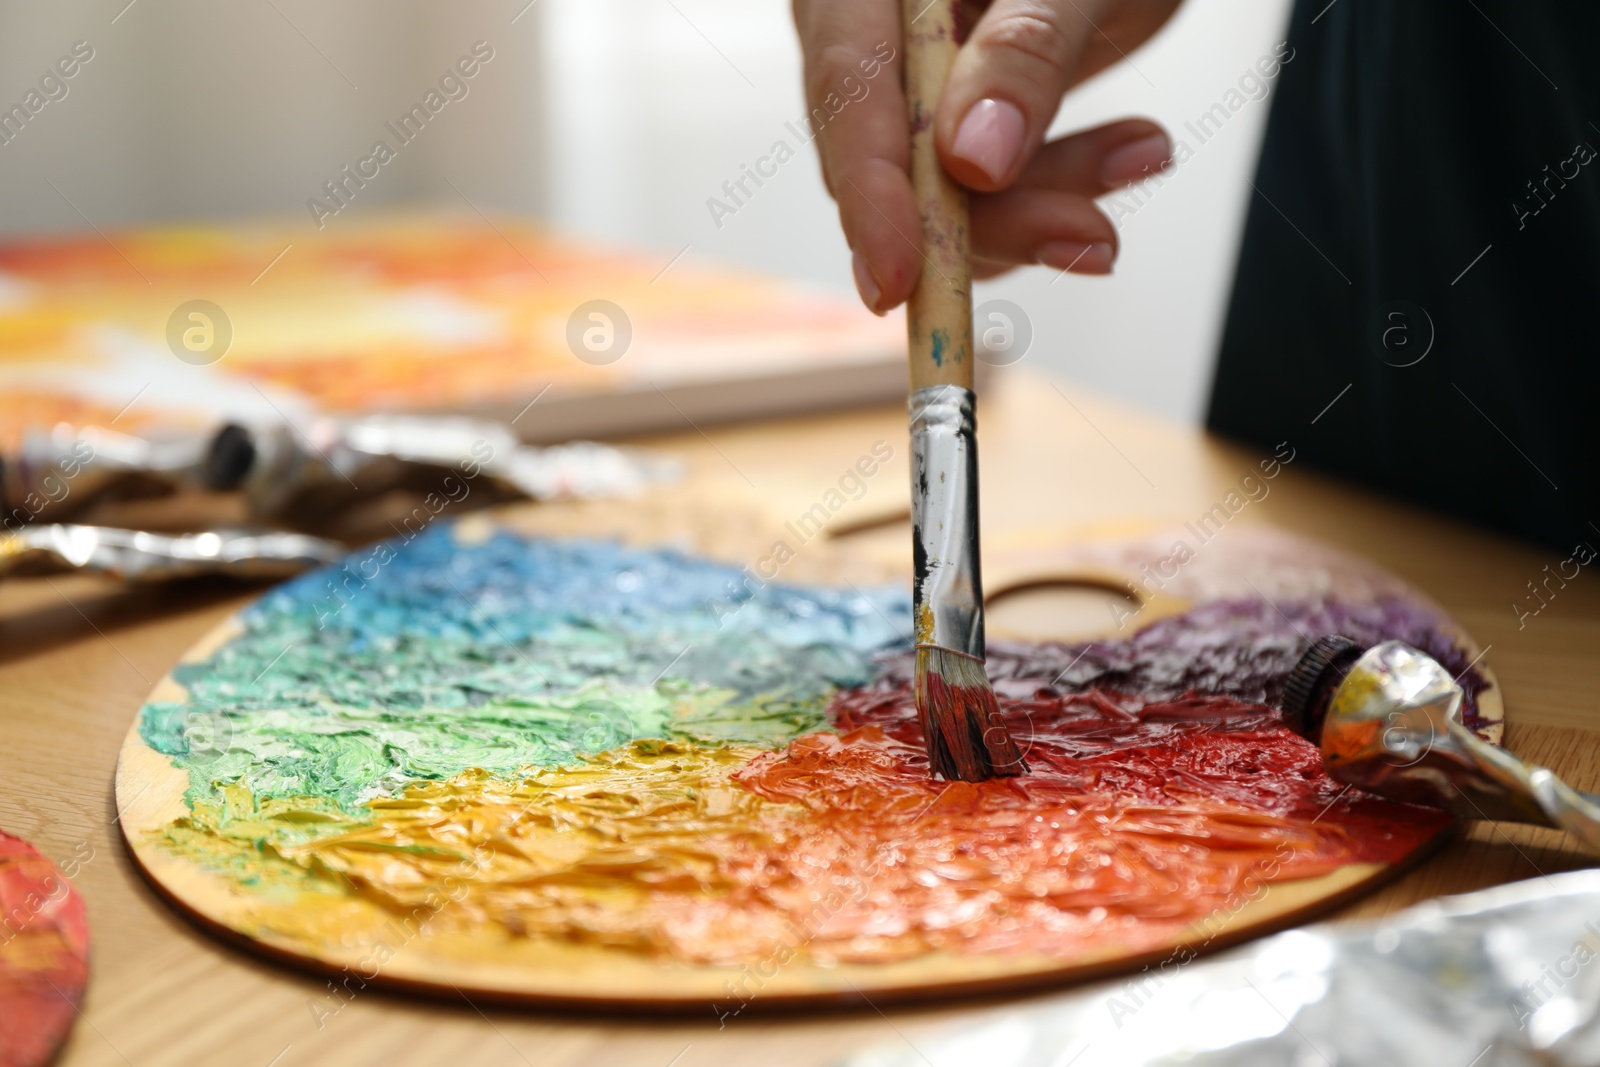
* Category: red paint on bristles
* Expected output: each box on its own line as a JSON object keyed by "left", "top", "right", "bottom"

{"left": 914, "top": 646, "right": 1028, "bottom": 781}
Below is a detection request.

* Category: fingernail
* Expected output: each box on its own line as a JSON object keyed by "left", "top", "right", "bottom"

{"left": 852, "top": 249, "right": 884, "bottom": 313}
{"left": 1100, "top": 133, "right": 1171, "bottom": 187}
{"left": 1037, "top": 241, "right": 1114, "bottom": 274}
{"left": 951, "top": 98, "right": 1026, "bottom": 184}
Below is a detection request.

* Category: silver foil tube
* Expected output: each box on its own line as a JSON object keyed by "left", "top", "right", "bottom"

{"left": 846, "top": 871, "right": 1600, "bottom": 1067}
{"left": 1322, "top": 641, "right": 1600, "bottom": 850}
{"left": 2, "top": 424, "right": 212, "bottom": 525}
{"left": 909, "top": 385, "right": 984, "bottom": 658}
{"left": 0, "top": 524, "right": 342, "bottom": 582}
{"left": 221, "top": 415, "right": 680, "bottom": 525}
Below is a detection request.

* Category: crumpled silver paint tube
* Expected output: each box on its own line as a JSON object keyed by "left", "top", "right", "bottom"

{"left": 0, "top": 524, "right": 342, "bottom": 581}
{"left": 846, "top": 871, "right": 1600, "bottom": 1067}
{"left": 1, "top": 423, "right": 213, "bottom": 526}
{"left": 206, "top": 414, "right": 680, "bottom": 525}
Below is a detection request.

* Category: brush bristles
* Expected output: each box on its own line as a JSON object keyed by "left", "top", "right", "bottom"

{"left": 914, "top": 647, "right": 1028, "bottom": 782}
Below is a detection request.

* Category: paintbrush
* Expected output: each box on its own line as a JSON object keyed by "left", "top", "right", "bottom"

{"left": 902, "top": 0, "right": 1026, "bottom": 781}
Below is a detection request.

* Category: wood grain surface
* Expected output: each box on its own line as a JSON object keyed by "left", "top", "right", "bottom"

{"left": 3, "top": 369, "right": 1595, "bottom": 1066}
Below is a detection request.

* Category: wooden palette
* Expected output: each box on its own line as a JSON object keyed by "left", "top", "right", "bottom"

{"left": 115, "top": 501, "right": 1499, "bottom": 1010}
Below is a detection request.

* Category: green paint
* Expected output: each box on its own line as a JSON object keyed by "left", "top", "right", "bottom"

{"left": 144, "top": 676, "right": 830, "bottom": 812}
{"left": 138, "top": 529, "right": 910, "bottom": 813}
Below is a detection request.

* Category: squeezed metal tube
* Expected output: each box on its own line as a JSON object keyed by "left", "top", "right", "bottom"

{"left": 1318, "top": 640, "right": 1600, "bottom": 851}
{"left": 0, "top": 524, "right": 342, "bottom": 582}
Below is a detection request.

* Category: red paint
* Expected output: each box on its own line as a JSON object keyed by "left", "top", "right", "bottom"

{"left": 727, "top": 680, "right": 1449, "bottom": 961}
{"left": 915, "top": 650, "right": 1026, "bottom": 781}
{"left": 831, "top": 681, "right": 1445, "bottom": 861}
{"left": 0, "top": 831, "right": 88, "bottom": 1067}
{"left": 951, "top": 0, "right": 972, "bottom": 44}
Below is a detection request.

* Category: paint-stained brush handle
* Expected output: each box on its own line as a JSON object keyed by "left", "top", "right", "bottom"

{"left": 903, "top": 0, "right": 973, "bottom": 391}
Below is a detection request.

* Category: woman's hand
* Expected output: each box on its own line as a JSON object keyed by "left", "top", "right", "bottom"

{"left": 793, "top": 0, "right": 1183, "bottom": 312}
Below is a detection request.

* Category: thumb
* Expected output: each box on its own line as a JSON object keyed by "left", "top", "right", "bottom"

{"left": 936, "top": 0, "right": 1101, "bottom": 191}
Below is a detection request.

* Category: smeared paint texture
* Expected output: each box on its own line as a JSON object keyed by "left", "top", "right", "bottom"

{"left": 929, "top": 327, "right": 949, "bottom": 367}
{"left": 141, "top": 530, "right": 907, "bottom": 810}
{"left": 0, "top": 831, "right": 88, "bottom": 1067}
{"left": 138, "top": 526, "right": 1462, "bottom": 967}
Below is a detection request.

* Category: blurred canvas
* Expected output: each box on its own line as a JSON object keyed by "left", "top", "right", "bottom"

{"left": 0, "top": 214, "right": 904, "bottom": 447}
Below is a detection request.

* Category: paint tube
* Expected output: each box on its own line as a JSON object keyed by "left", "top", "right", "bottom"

{"left": 205, "top": 414, "right": 680, "bottom": 527}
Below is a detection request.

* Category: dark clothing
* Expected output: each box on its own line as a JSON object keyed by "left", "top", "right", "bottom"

{"left": 1208, "top": 0, "right": 1600, "bottom": 553}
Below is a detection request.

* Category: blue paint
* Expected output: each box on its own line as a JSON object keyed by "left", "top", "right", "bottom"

{"left": 139, "top": 524, "right": 913, "bottom": 808}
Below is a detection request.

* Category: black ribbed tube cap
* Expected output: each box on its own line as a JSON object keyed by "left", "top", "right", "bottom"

{"left": 203, "top": 423, "right": 257, "bottom": 491}
{"left": 1282, "top": 635, "right": 1365, "bottom": 741}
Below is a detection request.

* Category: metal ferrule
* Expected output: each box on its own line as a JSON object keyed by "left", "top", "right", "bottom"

{"left": 909, "top": 384, "right": 984, "bottom": 659}
{"left": 1321, "top": 640, "right": 1600, "bottom": 851}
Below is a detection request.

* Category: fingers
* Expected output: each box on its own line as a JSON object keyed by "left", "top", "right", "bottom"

{"left": 1013, "top": 117, "right": 1170, "bottom": 194}
{"left": 967, "top": 118, "right": 1170, "bottom": 278}
{"left": 936, "top": 0, "right": 1181, "bottom": 192}
{"left": 971, "top": 187, "right": 1117, "bottom": 273}
{"left": 837, "top": 157, "right": 924, "bottom": 313}
{"left": 794, "top": 0, "right": 1175, "bottom": 308}
{"left": 793, "top": 0, "right": 921, "bottom": 312}
{"left": 937, "top": 0, "right": 1107, "bottom": 190}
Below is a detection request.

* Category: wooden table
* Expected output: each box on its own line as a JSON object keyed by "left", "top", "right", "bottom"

{"left": 4, "top": 369, "right": 1596, "bottom": 1067}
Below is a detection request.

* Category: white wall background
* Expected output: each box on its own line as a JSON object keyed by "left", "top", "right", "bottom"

{"left": 982, "top": 0, "right": 1295, "bottom": 423}
{"left": 540, "top": 0, "right": 1293, "bottom": 424}
{"left": 0, "top": 2, "right": 546, "bottom": 232}
{"left": 544, "top": 0, "right": 1292, "bottom": 425}
{"left": 0, "top": 0, "right": 1292, "bottom": 424}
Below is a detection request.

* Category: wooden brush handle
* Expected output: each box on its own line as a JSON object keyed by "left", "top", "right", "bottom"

{"left": 902, "top": 0, "right": 973, "bottom": 392}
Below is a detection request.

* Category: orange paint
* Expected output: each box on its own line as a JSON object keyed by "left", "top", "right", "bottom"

{"left": 172, "top": 683, "right": 1449, "bottom": 969}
